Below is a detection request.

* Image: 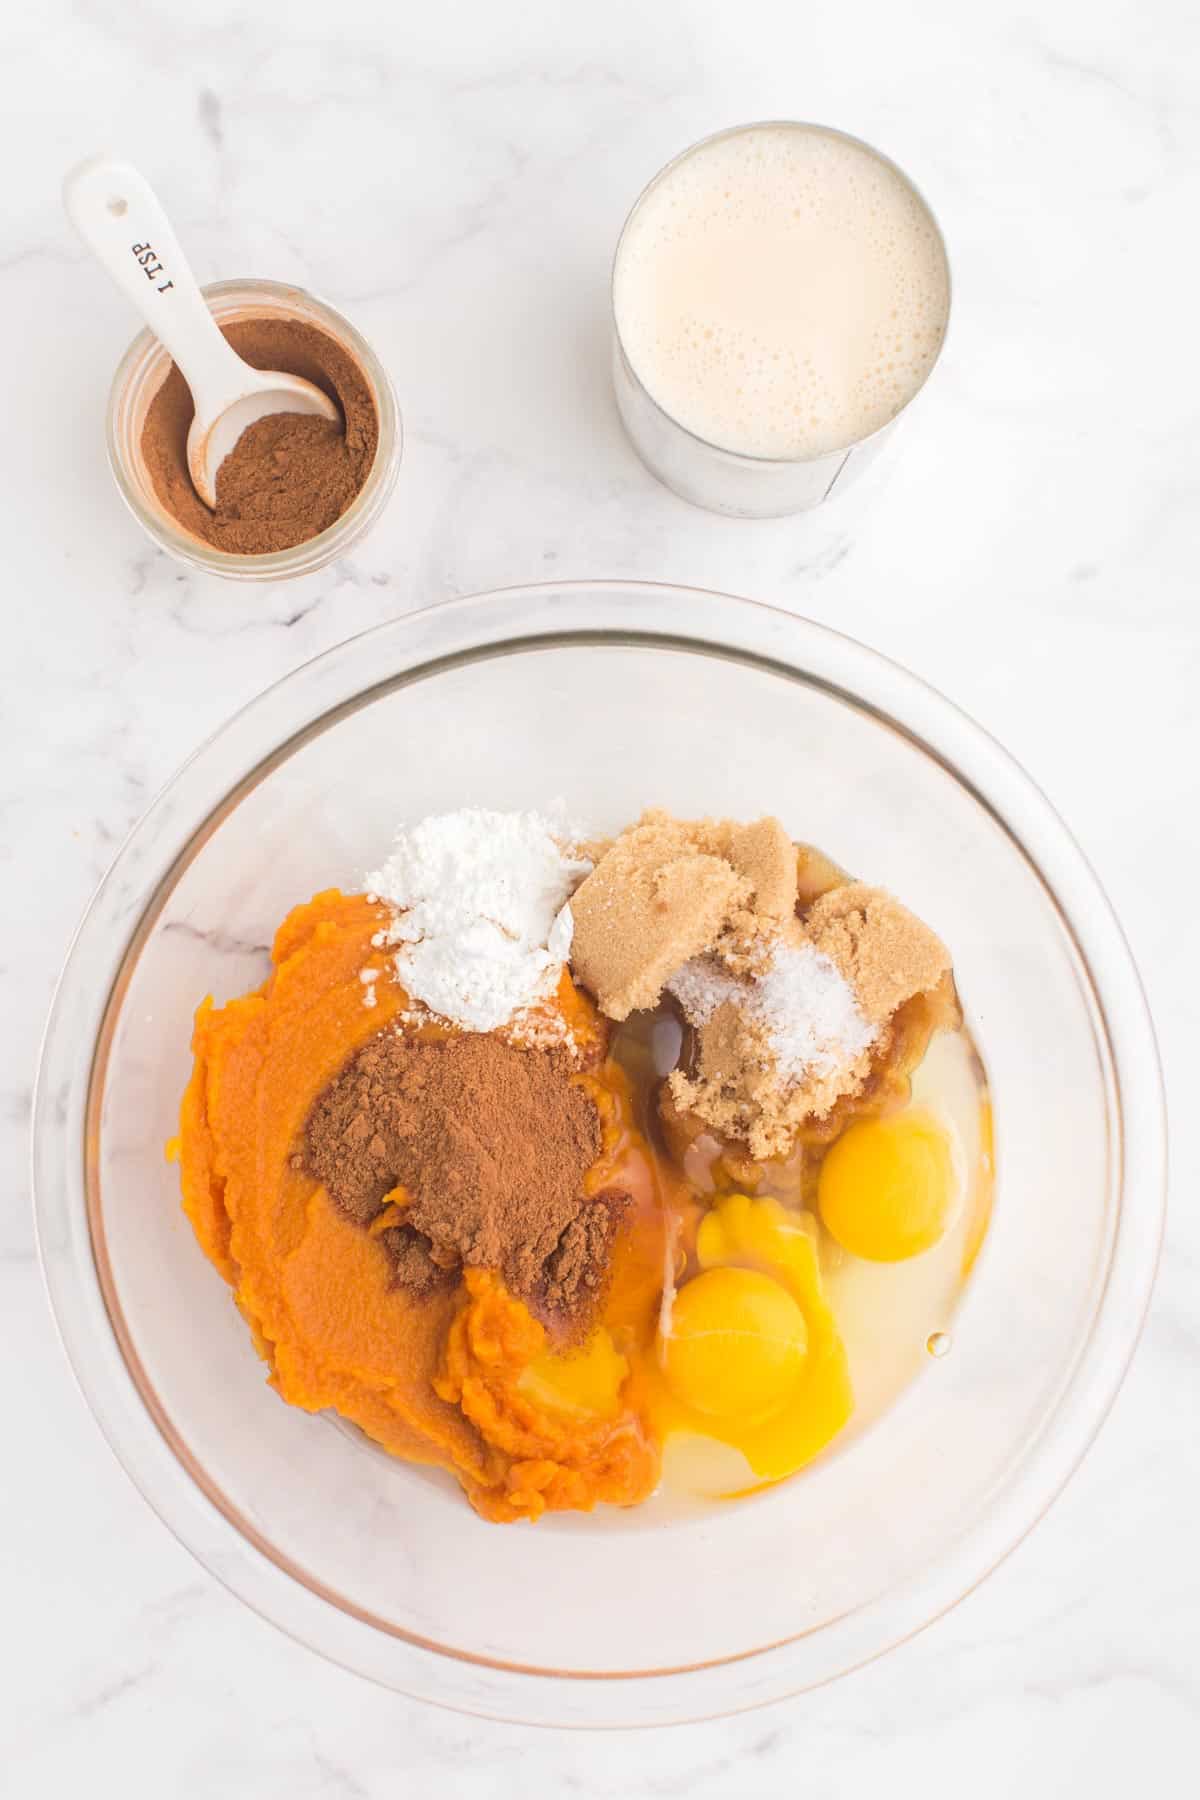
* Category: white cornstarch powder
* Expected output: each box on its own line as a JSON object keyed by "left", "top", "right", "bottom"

{"left": 365, "top": 809, "right": 592, "bottom": 1033}
{"left": 668, "top": 940, "right": 875, "bottom": 1079}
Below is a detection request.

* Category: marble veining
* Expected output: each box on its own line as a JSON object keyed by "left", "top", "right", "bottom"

{"left": 4, "top": 0, "right": 1198, "bottom": 1791}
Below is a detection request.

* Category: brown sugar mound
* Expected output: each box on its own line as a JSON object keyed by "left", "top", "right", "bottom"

{"left": 569, "top": 810, "right": 798, "bottom": 1020}
{"left": 667, "top": 884, "right": 954, "bottom": 1156}
{"left": 718, "top": 817, "right": 799, "bottom": 922}
{"left": 141, "top": 315, "right": 378, "bottom": 555}
{"left": 305, "top": 1030, "right": 625, "bottom": 1330}
{"left": 803, "top": 883, "right": 951, "bottom": 1025}
{"left": 668, "top": 990, "right": 875, "bottom": 1163}
{"left": 657, "top": 860, "right": 952, "bottom": 1162}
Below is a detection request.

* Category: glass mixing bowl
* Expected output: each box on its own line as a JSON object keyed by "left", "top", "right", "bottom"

{"left": 33, "top": 583, "right": 1164, "bottom": 1727}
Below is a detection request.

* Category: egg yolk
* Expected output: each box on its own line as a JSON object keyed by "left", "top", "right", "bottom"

{"left": 640, "top": 1193, "right": 853, "bottom": 1491}
{"left": 818, "top": 1108, "right": 955, "bottom": 1262}
{"left": 662, "top": 1267, "right": 807, "bottom": 1422}
{"left": 519, "top": 1328, "right": 629, "bottom": 1419}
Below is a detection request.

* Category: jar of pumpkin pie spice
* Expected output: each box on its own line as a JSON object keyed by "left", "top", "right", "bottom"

{"left": 106, "top": 277, "right": 401, "bottom": 581}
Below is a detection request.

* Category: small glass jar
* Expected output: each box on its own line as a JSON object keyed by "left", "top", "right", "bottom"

{"left": 106, "top": 278, "right": 401, "bottom": 580}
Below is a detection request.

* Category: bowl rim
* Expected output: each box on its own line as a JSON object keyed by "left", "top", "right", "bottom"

{"left": 32, "top": 580, "right": 1166, "bottom": 1726}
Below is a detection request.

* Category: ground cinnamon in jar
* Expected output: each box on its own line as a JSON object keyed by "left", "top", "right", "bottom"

{"left": 140, "top": 315, "right": 379, "bottom": 555}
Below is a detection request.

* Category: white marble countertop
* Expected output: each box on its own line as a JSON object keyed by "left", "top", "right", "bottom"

{"left": 5, "top": 0, "right": 1198, "bottom": 1791}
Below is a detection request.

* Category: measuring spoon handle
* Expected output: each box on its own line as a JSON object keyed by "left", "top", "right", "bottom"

{"left": 64, "top": 154, "right": 249, "bottom": 418}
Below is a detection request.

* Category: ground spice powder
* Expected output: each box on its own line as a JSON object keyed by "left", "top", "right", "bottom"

{"left": 305, "top": 1031, "right": 627, "bottom": 1330}
{"left": 140, "top": 315, "right": 379, "bottom": 555}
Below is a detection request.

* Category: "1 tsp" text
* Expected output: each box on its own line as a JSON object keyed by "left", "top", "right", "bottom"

{"left": 131, "top": 242, "right": 174, "bottom": 293}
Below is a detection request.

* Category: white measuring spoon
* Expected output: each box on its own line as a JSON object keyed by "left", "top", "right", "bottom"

{"left": 64, "top": 154, "right": 339, "bottom": 508}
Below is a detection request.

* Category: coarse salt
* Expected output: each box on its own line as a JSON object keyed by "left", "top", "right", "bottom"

{"left": 364, "top": 809, "right": 591, "bottom": 1033}
{"left": 668, "top": 940, "right": 875, "bottom": 1080}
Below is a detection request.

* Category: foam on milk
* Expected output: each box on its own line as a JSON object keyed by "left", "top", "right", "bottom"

{"left": 613, "top": 125, "right": 949, "bottom": 461}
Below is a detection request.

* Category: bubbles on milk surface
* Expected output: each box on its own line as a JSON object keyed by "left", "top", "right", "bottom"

{"left": 614, "top": 125, "right": 950, "bottom": 460}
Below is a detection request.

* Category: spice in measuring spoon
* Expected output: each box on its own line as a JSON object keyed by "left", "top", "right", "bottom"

{"left": 141, "top": 316, "right": 379, "bottom": 555}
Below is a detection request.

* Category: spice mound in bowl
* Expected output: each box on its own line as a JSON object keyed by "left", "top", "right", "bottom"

{"left": 142, "top": 315, "right": 378, "bottom": 555}
{"left": 173, "top": 806, "right": 992, "bottom": 1522}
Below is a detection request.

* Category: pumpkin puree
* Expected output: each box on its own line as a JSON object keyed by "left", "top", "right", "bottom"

{"left": 177, "top": 889, "right": 666, "bottom": 1521}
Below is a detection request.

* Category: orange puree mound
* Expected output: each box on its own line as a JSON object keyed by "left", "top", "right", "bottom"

{"left": 436, "top": 1270, "right": 659, "bottom": 1522}
{"left": 177, "top": 888, "right": 660, "bottom": 1522}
